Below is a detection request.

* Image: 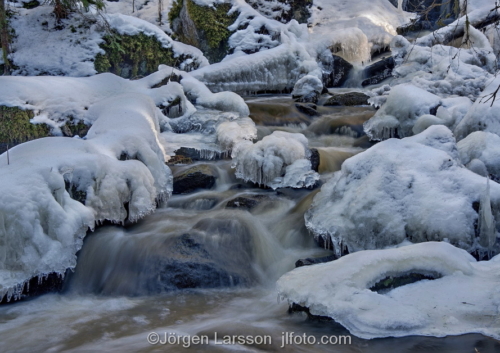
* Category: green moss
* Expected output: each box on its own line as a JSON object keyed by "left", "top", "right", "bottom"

{"left": 186, "top": 0, "right": 236, "bottom": 50}
{"left": 168, "top": 0, "right": 183, "bottom": 24}
{"left": 61, "top": 118, "right": 90, "bottom": 137}
{"left": 22, "top": 0, "right": 40, "bottom": 9}
{"left": 94, "top": 32, "right": 195, "bottom": 78}
{"left": 0, "top": 106, "right": 50, "bottom": 148}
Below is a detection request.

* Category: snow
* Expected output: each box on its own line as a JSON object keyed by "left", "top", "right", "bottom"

{"left": 364, "top": 84, "right": 441, "bottom": 140}
{"left": 0, "top": 94, "right": 172, "bottom": 302}
{"left": 458, "top": 131, "right": 500, "bottom": 180}
{"left": 6, "top": 5, "right": 207, "bottom": 77}
{"left": 231, "top": 131, "right": 319, "bottom": 189}
{"left": 455, "top": 76, "right": 500, "bottom": 140}
{"left": 309, "top": 0, "right": 412, "bottom": 59}
{"left": 291, "top": 75, "right": 323, "bottom": 99}
{"left": 277, "top": 241, "right": 500, "bottom": 340}
{"left": 305, "top": 125, "right": 500, "bottom": 257}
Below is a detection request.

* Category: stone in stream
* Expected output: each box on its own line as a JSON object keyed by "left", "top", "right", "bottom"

{"left": 294, "top": 103, "right": 319, "bottom": 116}
{"left": 361, "top": 57, "right": 395, "bottom": 87}
{"left": 173, "top": 164, "right": 217, "bottom": 194}
{"left": 309, "top": 148, "right": 320, "bottom": 172}
{"left": 292, "top": 75, "right": 323, "bottom": 104}
{"left": 225, "top": 195, "right": 268, "bottom": 210}
{"left": 321, "top": 55, "right": 353, "bottom": 88}
{"left": 294, "top": 254, "right": 336, "bottom": 268}
{"left": 324, "top": 92, "right": 370, "bottom": 106}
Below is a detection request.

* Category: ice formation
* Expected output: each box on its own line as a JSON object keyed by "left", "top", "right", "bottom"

{"left": 458, "top": 131, "right": 500, "bottom": 180}
{"left": 305, "top": 126, "right": 500, "bottom": 257}
{"left": 364, "top": 84, "right": 441, "bottom": 140}
{"left": 231, "top": 131, "right": 319, "bottom": 189}
{"left": 277, "top": 241, "right": 500, "bottom": 339}
{"left": 0, "top": 94, "right": 172, "bottom": 301}
{"left": 455, "top": 76, "right": 500, "bottom": 140}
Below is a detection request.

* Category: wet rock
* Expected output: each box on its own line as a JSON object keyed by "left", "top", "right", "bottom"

{"left": 225, "top": 195, "right": 267, "bottom": 210}
{"left": 294, "top": 103, "right": 319, "bottom": 116}
{"left": 324, "top": 92, "right": 369, "bottom": 106}
{"left": 288, "top": 303, "right": 333, "bottom": 321}
{"left": 173, "top": 147, "right": 226, "bottom": 161}
{"left": 322, "top": 55, "right": 353, "bottom": 88}
{"left": 361, "top": 57, "right": 395, "bottom": 87}
{"left": 309, "top": 148, "right": 320, "bottom": 172}
{"left": 295, "top": 254, "right": 336, "bottom": 267}
{"left": 370, "top": 272, "right": 441, "bottom": 294}
{"left": 173, "top": 164, "right": 217, "bottom": 194}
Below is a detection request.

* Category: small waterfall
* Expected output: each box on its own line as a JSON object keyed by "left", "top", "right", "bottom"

{"left": 343, "top": 65, "right": 366, "bottom": 88}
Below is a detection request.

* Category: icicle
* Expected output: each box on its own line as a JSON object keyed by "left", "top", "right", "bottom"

{"left": 478, "top": 176, "right": 497, "bottom": 259}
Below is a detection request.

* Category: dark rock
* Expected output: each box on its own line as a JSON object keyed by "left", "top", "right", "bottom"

{"left": 288, "top": 303, "right": 333, "bottom": 321}
{"left": 309, "top": 148, "right": 320, "bottom": 172}
{"left": 361, "top": 57, "right": 395, "bottom": 87}
{"left": 1, "top": 272, "right": 65, "bottom": 304}
{"left": 225, "top": 195, "right": 267, "bottom": 210}
{"left": 322, "top": 55, "right": 353, "bottom": 88}
{"left": 173, "top": 147, "right": 226, "bottom": 161}
{"left": 173, "top": 164, "right": 217, "bottom": 194}
{"left": 293, "top": 91, "right": 319, "bottom": 104}
{"left": 295, "top": 103, "right": 318, "bottom": 116}
{"left": 395, "top": 0, "right": 460, "bottom": 33}
{"left": 324, "top": 92, "right": 369, "bottom": 106}
{"left": 295, "top": 254, "right": 336, "bottom": 267}
{"left": 370, "top": 272, "right": 441, "bottom": 294}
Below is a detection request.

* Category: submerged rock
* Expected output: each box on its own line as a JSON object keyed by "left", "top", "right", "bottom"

{"left": 226, "top": 195, "right": 268, "bottom": 210}
{"left": 294, "top": 103, "right": 318, "bottom": 116}
{"left": 173, "top": 164, "right": 217, "bottom": 194}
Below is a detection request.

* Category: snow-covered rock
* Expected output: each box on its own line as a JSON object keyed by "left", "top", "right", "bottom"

{"left": 364, "top": 84, "right": 441, "bottom": 140}
{"left": 458, "top": 131, "right": 500, "bottom": 181}
{"left": 305, "top": 126, "right": 500, "bottom": 257}
{"left": 0, "top": 94, "right": 172, "bottom": 302}
{"left": 277, "top": 241, "right": 500, "bottom": 339}
{"left": 291, "top": 75, "right": 323, "bottom": 103}
{"left": 7, "top": 6, "right": 208, "bottom": 77}
{"left": 455, "top": 76, "right": 500, "bottom": 140}
{"left": 231, "top": 131, "right": 319, "bottom": 189}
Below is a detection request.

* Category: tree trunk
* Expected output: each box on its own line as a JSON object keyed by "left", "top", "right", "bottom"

{"left": 0, "top": 0, "right": 11, "bottom": 75}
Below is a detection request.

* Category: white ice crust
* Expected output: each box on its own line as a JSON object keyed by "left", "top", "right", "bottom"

{"left": 277, "top": 241, "right": 500, "bottom": 339}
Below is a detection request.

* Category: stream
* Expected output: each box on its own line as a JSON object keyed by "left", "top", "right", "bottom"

{"left": 0, "top": 95, "right": 498, "bottom": 352}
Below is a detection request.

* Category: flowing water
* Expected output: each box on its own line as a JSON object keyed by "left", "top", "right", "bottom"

{"left": 0, "top": 96, "right": 498, "bottom": 353}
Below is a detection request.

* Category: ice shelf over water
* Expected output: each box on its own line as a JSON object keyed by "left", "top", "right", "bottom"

{"left": 277, "top": 241, "right": 500, "bottom": 339}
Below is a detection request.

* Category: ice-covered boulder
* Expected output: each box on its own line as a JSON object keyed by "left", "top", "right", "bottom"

{"left": 231, "top": 131, "right": 319, "bottom": 189}
{"left": 0, "top": 94, "right": 173, "bottom": 302}
{"left": 364, "top": 84, "right": 441, "bottom": 140}
{"left": 458, "top": 131, "right": 500, "bottom": 181}
{"left": 454, "top": 76, "right": 500, "bottom": 140}
{"left": 305, "top": 125, "right": 500, "bottom": 257}
{"left": 277, "top": 241, "right": 500, "bottom": 339}
{"left": 291, "top": 75, "right": 323, "bottom": 103}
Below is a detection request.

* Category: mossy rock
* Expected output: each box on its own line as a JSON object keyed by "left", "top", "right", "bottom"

{"left": 94, "top": 32, "right": 199, "bottom": 78}
{"left": 324, "top": 92, "right": 369, "bottom": 106}
{"left": 173, "top": 164, "right": 218, "bottom": 194}
{"left": 0, "top": 106, "right": 50, "bottom": 154}
{"left": 169, "top": 0, "right": 239, "bottom": 63}
{"left": 61, "top": 118, "right": 90, "bottom": 138}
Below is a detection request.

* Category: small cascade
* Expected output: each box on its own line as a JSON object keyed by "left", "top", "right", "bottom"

{"left": 343, "top": 65, "right": 366, "bottom": 88}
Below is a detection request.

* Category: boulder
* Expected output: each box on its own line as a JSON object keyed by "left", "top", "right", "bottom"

{"left": 173, "top": 164, "right": 217, "bottom": 194}
{"left": 292, "top": 75, "right": 323, "bottom": 103}
{"left": 324, "top": 92, "right": 369, "bottom": 106}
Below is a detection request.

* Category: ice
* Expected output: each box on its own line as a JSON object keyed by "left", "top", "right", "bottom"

{"left": 457, "top": 131, "right": 500, "bottom": 180}
{"left": 0, "top": 94, "right": 172, "bottom": 301}
{"left": 231, "top": 131, "right": 319, "bottom": 189}
{"left": 291, "top": 75, "right": 323, "bottom": 99}
{"left": 305, "top": 125, "right": 500, "bottom": 257}
{"left": 364, "top": 84, "right": 441, "bottom": 140}
{"left": 277, "top": 241, "right": 500, "bottom": 339}
{"left": 455, "top": 76, "right": 500, "bottom": 140}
